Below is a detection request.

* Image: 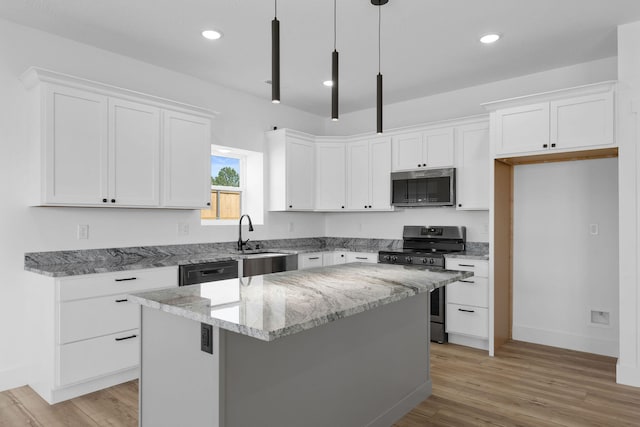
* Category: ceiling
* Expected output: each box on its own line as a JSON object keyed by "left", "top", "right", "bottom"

{"left": 2, "top": 0, "right": 640, "bottom": 117}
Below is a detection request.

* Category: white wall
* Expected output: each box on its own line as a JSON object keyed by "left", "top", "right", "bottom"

{"left": 617, "top": 21, "right": 640, "bottom": 386}
{"left": 0, "top": 18, "right": 327, "bottom": 391}
{"left": 512, "top": 159, "right": 619, "bottom": 357}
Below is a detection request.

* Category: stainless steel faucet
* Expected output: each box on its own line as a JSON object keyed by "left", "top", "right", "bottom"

{"left": 237, "top": 214, "right": 254, "bottom": 252}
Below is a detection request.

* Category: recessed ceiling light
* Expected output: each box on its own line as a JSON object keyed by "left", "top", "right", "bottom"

{"left": 202, "top": 30, "right": 222, "bottom": 40}
{"left": 323, "top": 80, "right": 334, "bottom": 87}
{"left": 480, "top": 33, "right": 501, "bottom": 44}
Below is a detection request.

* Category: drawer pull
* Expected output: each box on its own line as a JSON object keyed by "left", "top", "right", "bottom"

{"left": 115, "top": 334, "right": 138, "bottom": 342}
{"left": 308, "top": 257, "right": 320, "bottom": 260}
{"left": 458, "top": 264, "right": 474, "bottom": 268}
{"left": 459, "top": 280, "right": 475, "bottom": 284}
{"left": 114, "top": 277, "right": 137, "bottom": 282}
{"left": 355, "top": 257, "right": 368, "bottom": 260}
{"left": 115, "top": 298, "right": 128, "bottom": 303}
{"left": 458, "top": 308, "right": 475, "bottom": 313}
{"left": 201, "top": 269, "right": 225, "bottom": 275}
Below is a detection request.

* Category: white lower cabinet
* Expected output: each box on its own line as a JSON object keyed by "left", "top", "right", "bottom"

{"left": 345, "top": 252, "right": 378, "bottom": 263}
{"left": 445, "top": 258, "right": 489, "bottom": 350}
{"left": 323, "top": 251, "right": 347, "bottom": 265}
{"left": 298, "top": 253, "right": 324, "bottom": 269}
{"left": 27, "top": 266, "right": 177, "bottom": 404}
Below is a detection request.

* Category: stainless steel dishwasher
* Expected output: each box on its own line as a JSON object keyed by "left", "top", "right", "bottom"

{"left": 179, "top": 260, "right": 239, "bottom": 286}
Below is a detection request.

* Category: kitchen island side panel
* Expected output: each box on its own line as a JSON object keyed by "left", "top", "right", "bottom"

{"left": 223, "top": 292, "right": 430, "bottom": 427}
{"left": 140, "top": 306, "right": 222, "bottom": 427}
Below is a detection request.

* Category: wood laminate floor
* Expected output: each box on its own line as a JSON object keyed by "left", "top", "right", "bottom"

{"left": 2, "top": 341, "right": 639, "bottom": 426}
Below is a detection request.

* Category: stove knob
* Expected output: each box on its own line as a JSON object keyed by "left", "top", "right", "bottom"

{"left": 406, "top": 256, "right": 413, "bottom": 264}
{"left": 383, "top": 255, "right": 391, "bottom": 261}
{"left": 422, "top": 258, "right": 428, "bottom": 264}
{"left": 429, "top": 258, "right": 435, "bottom": 265}
{"left": 391, "top": 256, "right": 398, "bottom": 263}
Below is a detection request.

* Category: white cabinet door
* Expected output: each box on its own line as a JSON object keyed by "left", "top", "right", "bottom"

{"left": 495, "top": 103, "right": 550, "bottom": 155}
{"left": 109, "top": 99, "right": 161, "bottom": 207}
{"left": 424, "top": 127, "right": 454, "bottom": 167}
{"left": 162, "top": 110, "right": 211, "bottom": 208}
{"left": 346, "top": 140, "right": 371, "bottom": 210}
{"left": 44, "top": 85, "right": 108, "bottom": 205}
{"left": 315, "top": 142, "right": 346, "bottom": 210}
{"left": 369, "top": 137, "right": 392, "bottom": 210}
{"left": 286, "top": 137, "right": 315, "bottom": 210}
{"left": 551, "top": 92, "right": 614, "bottom": 150}
{"left": 456, "top": 122, "right": 490, "bottom": 210}
{"left": 392, "top": 132, "right": 423, "bottom": 171}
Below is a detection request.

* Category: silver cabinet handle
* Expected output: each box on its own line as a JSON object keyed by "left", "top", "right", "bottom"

{"left": 355, "top": 257, "right": 368, "bottom": 260}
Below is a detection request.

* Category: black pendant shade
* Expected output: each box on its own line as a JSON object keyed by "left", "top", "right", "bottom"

{"left": 332, "top": 51, "right": 339, "bottom": 120}
{"left": 271, "top": 7, "right": 280, "bottom": 104}
{"left": 377, "top": 73, "right": 383, "bottom": 134}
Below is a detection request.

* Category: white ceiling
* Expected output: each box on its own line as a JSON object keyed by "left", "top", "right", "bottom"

{"left": 2, "top": 0, "right": 640, "bottom": 117}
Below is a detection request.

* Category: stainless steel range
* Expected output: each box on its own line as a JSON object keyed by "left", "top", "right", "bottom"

{"left": 378, "top": 225, "right": 466, "bottom": 343}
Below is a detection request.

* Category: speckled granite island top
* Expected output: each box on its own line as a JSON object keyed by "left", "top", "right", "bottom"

{"left": 128, "top": 262, "right": 472, "bottom": 342}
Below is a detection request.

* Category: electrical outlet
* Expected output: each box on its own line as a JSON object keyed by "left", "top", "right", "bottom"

{"left": 589, "top": 224, "right": 599, "bottom": 235}
{"left": 77, "top": 224, "right": 89, "bottom": 240}
{"left": 201, "top": 323, "right": 213, "bottom": 354}
{"left": 591, "top": 310, "right": 610, "bottom": 326}
{"left": 177, "top": 223, "right": 189, "bottom": 236}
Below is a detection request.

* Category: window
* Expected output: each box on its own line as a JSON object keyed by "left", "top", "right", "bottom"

{"left": 201, "top": 152, "right": 244, "bottom": 220}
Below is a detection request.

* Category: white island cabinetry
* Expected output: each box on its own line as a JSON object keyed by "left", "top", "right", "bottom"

{"left": 26, "top": 267, "right": 177, "bottom": 404}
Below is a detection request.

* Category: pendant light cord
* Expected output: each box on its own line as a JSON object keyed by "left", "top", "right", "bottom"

{"left": 334, "top": 0, "right": 337, "bottom": 50}
{"left": 275, "top": 0, "right": 277, "bottom": 18}
{"left": 378, "top": 5, "right": 381, "bottom": 73}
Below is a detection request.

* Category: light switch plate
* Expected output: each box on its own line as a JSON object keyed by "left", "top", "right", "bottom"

{"left": 77, "top": 224, "right": 89, "bottom": 240}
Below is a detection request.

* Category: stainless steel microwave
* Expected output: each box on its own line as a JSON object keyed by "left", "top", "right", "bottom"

{"left": 390, "top": 168, "right": 456, "bottom": 207}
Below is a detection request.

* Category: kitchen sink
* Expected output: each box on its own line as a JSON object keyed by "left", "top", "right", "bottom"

{"left": 240, "top": 252, "right": 298, "bottom": 277}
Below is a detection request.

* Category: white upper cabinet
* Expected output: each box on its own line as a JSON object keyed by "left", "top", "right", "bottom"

{"left": 109, "top": 99, "right": 161, "bottom": 207}
{"left": 43, "top": 85, "right": 109, "bottom": 205}
{"left": 346, "top": 137, "right": 392, "bottom": 211}
{"left": 550, "top": 92, "right": 614, "bottom": 150}
{"left": 316, "top": 142, "right": 346, "bottom": 210}
{"left": 487, "top": 81, "right": 616, "bottom": 157}
{"left": 392, "top": 127, "right": 454, "bottom": 171}
{"left": 267, "top": 129, "right": 315, "bottom": 211}
{"left": 22, "top": 68, "right": 214, "bottom": 209}
{"left": 494, "top": 103, "right": 550, "bottom": 155}
{"left": 162, "top": 110, "right": 211, "bottom": 209}
{"left": 455, "top": 121, "right": 490, "bottom": 210}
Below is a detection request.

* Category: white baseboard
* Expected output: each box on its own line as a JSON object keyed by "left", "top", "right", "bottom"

{"left": 0, "top": 365, "right": 27, "bottom": 393}
{"left": 448, "top": 334, "right": 489, "bottom": 351}
{"left": 513, "top": 324, "right": 618, "bottom": 357}
{"left": 617, "top": 361, "right": 640, "bottom": 387}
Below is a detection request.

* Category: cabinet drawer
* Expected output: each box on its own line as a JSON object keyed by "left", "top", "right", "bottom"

{"left": 345, "top": 252, "right": 378, "bottom": 263}
{"left": 299, "top": 253, "right": 324, "bottom": 270}
{"left": 59, "top": 295, "right": 139, "bottom": 344}
{"left": 58, "top": 329, "right": 139, "bottom": 386}
{"left": 445, "top": 258, "right": 488, "bottom": 277}
{"left": 59, "top": 267, "right": 177, "bottom": 301}
{"left": 446, "top": 304, "right": 488, "bottom": 339}
{"left": 447, "top": 277, "right": 489, "bottom": 308}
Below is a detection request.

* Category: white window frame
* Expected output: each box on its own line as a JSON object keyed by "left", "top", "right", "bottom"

{"left": 203, "top": 147, "right": 246, "bottom": 225}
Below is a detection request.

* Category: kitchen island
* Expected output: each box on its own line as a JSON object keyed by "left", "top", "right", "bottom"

{"left": 129, "top": 262, "right": 472, "bottom": 427}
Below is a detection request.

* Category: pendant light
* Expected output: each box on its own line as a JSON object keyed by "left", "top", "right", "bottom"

{"left": 331, "top": 0, "right": 339, "bottom": 121}
{"left": 272, "top": 0, "right": 280, "bottom": 104}
{"left": 372, "top": 0, "right": 388, "bottom": 134}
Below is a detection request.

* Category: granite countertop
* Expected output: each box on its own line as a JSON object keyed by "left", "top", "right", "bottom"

{"left": 24, "top": 238, "right": 488, "bottom": 277}
{"left": 128, "top": 262, "right": 472, "bottom": 342}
